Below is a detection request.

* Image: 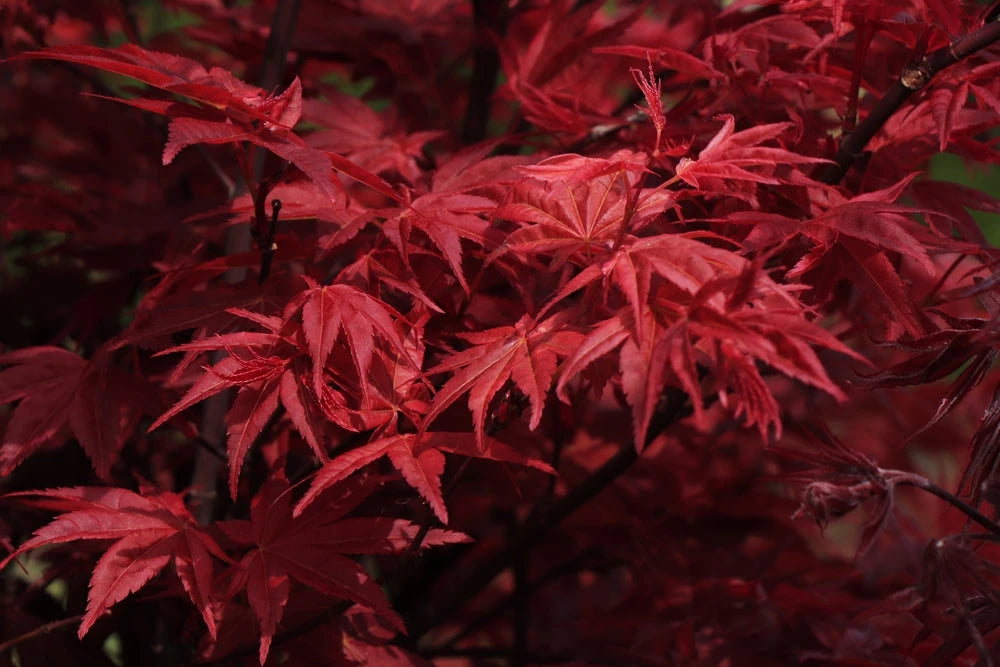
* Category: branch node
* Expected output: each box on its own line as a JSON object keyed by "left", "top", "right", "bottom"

{"left": 900, "top": 60, "right": 931, "bottom": 90}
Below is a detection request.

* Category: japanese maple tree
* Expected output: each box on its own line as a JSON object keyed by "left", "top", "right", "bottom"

{"left": 7, "top": 0, "right": 1000, "bottom": 664}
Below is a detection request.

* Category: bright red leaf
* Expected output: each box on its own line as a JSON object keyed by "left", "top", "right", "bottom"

{"left": 422, "top": 312, "right": 582, "bottom": 451}
{"left": 0, "top": 486, "right": 228, "bottom": 639}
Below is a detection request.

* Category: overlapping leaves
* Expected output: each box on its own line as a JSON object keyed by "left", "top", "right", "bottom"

{"left": 10, "top": 44, "right": 398, "bottom": 204}
{"left": 149, "top": 280, "right": 421, "bottom": 495}
{"left": 216, "top": 474, "right": 468, "bottom": 663}
{"left": 495, "top": 152, "right": 863, "bottom": 443}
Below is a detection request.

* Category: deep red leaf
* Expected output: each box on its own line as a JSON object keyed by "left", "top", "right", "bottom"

{"left": 225, "top": 476, "right": 467, "bottom": 662}
{"left": 226, "top": 379, "right": 281, "bottom": 497}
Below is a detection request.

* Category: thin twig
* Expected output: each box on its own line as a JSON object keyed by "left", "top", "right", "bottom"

{"left": 196, "top": 146, "right": 237, "bottom": 197}
{"left": 843, "top": 19, "right": 874, "bottom": 135}
{"left": 433, "top": 548, "right": 606, "bottom": 649}
{"left": 0, "top": 614, "right": 85, "bottom": 655}
{"left": 903, "top": 478, "right": 1000, "bottom": 536}
{"left": 191, "top": 434, "right": 227, "bottom": 462}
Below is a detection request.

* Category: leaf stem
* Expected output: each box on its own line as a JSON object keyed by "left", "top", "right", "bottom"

{"left": 610, "top": 169, "right": 644, "bottom": 252}
{"left": 843, "top": 19, "right": 874, "bottom": 135}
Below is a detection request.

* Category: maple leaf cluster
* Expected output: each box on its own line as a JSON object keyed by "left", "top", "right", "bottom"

{"left": 5, "top": 0, "right": 1000, "bottom": 664}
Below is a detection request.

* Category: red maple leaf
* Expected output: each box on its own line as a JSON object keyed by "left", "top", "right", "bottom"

{"left": 148, "top": 278, "right": 422, "bottom": 476}
{"left": 0, "top": 485, "right": 229, "bottom": 639}
{"left": 593, "top": 45, "right": 724, "bottom": 83}
{"left": 0, "top": 346, "right": 157, "bottom": 477}
{"left": 496, "top": 0, "right": 645, "bottom": 134}
{"left": 497, "top": 150, "right": 670, "bottom": 268}
{"left": 740, "top": 174, "right": 956, "bottom": 339}
{"left": 11, "top": 44, "right": 403, "bottom": 205}
{"left": 674, "top": 114, "right": 829, "bottom": 205}
{"left": 303, "top": 88, "right": 444, "bottom": 185}
{"left": 11, "top": 44, "right": 275, "bottom": 121}
{"left": 383, "top": 191, "right": 497, "bottom": 294}
{"left": 421, "top": 312, "right": 583, "bottom": 451}
{"left": 216, "top": 474, "right": 469, "bottom": 663}
{"left": 554, "top": 264, "right": 865, "bottom": 442}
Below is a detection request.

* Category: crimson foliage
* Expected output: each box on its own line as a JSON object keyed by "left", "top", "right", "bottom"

{"left": 6, "top": 1, "right": 1000, "bottom": 664}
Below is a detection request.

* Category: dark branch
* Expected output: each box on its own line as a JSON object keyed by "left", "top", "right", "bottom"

{"left": 188, "top": 0, "right": 302, "bottom": 524}
{"left": 423, "top": 646, "right": 571, "bottom": 662}
{"left": 258, "top": 0, "right": 303, "bottom": 94}
{"left": 433, "top": 548, "right": 608, "bottom": 650}
{"left": 407, "top": 387, "right": 691, "bottom": 639}
{"left": 817, "top": 18, "right": 1000, "bottom": 185}
{"left": 257, "top": 198, "right": 281, "bottom": 284}
{"left": 512, "top": 518, "right": 529, "bottom": 667}
{"left": 461, "top": 0, "right": 508, "bottom": 143}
